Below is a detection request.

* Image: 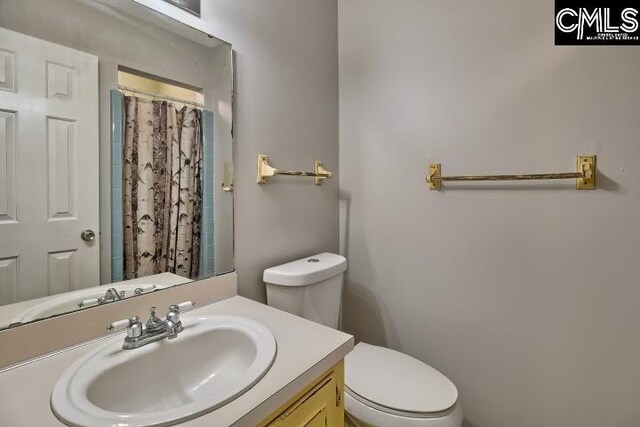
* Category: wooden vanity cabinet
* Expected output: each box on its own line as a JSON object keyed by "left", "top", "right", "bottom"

{"left": 260, "top": 361, "right": 345, "bottom": 427}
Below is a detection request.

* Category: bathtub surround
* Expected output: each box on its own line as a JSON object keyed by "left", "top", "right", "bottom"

{"left": 110, "top": 91, "right": 126, "bottom": 282}
{"left": 339, "top": 1, "right": 640, "bottom": 427}
{"left": 201, "top": 111, "right": 216, "bottom": 279}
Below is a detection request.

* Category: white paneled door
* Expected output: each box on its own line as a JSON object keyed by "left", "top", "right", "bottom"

{"left": 0, "top": 27, "right": 99, "bottom": 304}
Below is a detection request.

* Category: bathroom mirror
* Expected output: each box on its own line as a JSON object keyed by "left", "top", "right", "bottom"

{"left": 0, "top": 0, "right": 234, "bottom": 330}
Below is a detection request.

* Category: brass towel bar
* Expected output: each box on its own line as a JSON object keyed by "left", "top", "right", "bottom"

{"left": 257, "top": 154, "right": 333, "bottom": 185}
{"left": 426, "top": 155, "right": 596, "bottom": 190}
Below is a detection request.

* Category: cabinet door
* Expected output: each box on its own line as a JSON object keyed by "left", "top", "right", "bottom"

{"left": 302, "top": 408, "right": 329, "bottom": 427}
{"left": 269, "top": 374, "right": 337, "bottom": 427}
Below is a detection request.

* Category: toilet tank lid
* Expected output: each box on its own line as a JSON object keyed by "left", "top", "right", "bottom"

{"left": 263, "top": 253, "right": 347, "bottom": 286}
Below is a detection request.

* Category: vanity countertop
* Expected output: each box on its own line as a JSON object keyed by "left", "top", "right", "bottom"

{"left": 0, "top": 296, "right": 354, "bottom": 427}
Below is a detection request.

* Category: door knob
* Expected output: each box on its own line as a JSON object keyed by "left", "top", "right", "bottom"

{"left": 81, "top": 229, "right": 96, "bottom": 242}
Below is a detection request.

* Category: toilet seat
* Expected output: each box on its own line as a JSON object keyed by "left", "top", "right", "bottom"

{"left": 345, "top": 343, "right": 458, "bottom": 417}
{"left": 344, "top": 391, "right": 463, "bottom": 427}
{"left": 345, "top": 386, "right": 457, "bottom": 419}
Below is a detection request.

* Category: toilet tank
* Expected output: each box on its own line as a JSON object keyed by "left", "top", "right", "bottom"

{"left": 263, "top": 253, "right": 347, "bottom": 329}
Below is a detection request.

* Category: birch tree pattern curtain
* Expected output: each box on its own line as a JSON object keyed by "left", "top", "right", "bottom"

{"left": 123, "top": 96, "right": 203, "bottom": 279}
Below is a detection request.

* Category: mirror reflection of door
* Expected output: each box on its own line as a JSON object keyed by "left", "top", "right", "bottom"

{"left": 0, "top": 27, "right": 99, "bottom": 305}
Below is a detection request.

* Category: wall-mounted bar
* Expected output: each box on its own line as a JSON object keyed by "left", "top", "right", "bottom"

{"left": 117, "top": 85, "right": 204, "bottom": 109}
{"left": 257, "top": 154, "right": 333, "bottom": 185}
{"left": 426, "top": 155, "right": 596, "bottom": 190}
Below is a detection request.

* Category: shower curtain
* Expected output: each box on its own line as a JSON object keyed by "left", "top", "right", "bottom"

{"left": 123, "top": 96, "right": 203, "bottom": 280}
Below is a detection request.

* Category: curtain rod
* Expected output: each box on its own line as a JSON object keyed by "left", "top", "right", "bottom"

{"left": 117, "top": 84, "right": 205, "bottom": 109}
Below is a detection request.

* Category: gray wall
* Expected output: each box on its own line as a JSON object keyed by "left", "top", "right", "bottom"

{"left": 339, "top": 1, "right": 640, "bottom": 427}
{"left": 201, "top": 1, "right": 340, "bottom": 301}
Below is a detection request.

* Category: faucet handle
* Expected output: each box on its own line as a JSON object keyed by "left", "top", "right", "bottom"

{"left": 78, "top": 298, "right": 99, "bottom": 308}
{"left": 166, "top": 301, "right": 196, "bottom": 327}
{"left": 108, "top": 318, "right": 132, "bottom": 332}
{"left": 107, "top": 316, "right": 143, "bottom": 339}
{"left": 170, "top": 301, "right": 196, "bottom": 313}
{"left": 134, "top": 284, "right": 157, "bottom": 295}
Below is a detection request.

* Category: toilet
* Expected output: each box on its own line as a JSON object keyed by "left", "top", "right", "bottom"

{"left": 264, "top": 253, "right": 463, "bottom": 427}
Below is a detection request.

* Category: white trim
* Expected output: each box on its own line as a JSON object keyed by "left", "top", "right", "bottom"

{"left": 92, "top": 0, "right": 230, "bottom": 47}
{"left": 129, "top": 0, "right": 214, "bottom": 35}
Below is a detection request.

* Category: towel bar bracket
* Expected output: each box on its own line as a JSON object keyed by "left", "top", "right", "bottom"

{"left": 576, "top": 155, "right": 596, "bottom": 190}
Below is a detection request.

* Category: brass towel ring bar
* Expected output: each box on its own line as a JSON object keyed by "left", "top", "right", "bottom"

{"left": 257, "top": 154, "right": 333, "bottom": 185}
{"left": 426, "top": 155, "right": 596, "bottom": 190}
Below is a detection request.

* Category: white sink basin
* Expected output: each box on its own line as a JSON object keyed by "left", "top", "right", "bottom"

{"left": 51, "top": 315, "right": 277, "bottom": 427}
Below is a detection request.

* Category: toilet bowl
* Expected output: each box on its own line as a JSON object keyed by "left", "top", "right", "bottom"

{"left": 344, "top": 343, "right": 462, "bottom": 427}
{"left": 264, "top": 253, "right": 463, "bottom": 427}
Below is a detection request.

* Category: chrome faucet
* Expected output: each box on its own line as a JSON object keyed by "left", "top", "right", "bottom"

{"left": 78, "top": 286, "right": 158, "bottom": 308}
{"left": 107, "top": 301, "right": 196, "bottom": 350}
{"left": 78, "top": 287, "right": 126, "bottom": 308}
{"left": 101, "top": 288, "right": 125, "bottom": 303}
